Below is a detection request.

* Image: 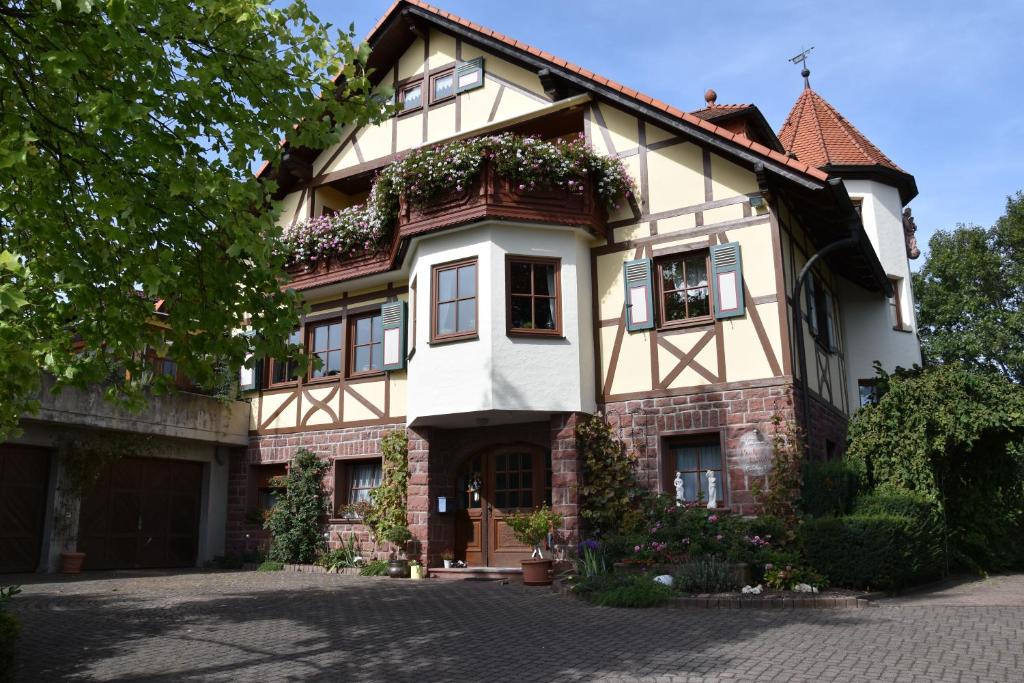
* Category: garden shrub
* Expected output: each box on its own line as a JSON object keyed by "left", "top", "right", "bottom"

{"left": 359, "top": 559, "right": 389, "bottom": 576}
{"left": 264, "top": 449, "right": 330, "bottom": 564}
{"left": 257, "top": 561, "right": 284, "bottom": 572}
{"left": 673, "top": 558, "right": 739, "bottom": 594}
{"left": 802, "top": 459, "right": 863, "bottom": 517}
{"left": 361, "top": 431, "right": 409, "bottom": 554}
{"left": 576, "top": 574, "right": 674, "bottom": 608}
{"left": 576, "top": 414, "right": 642, "bottom": 537}
{"left": 318, "top": 534, "right": 363, "bottom": 570}
{"left": 799, "top": 506, "right": 943, "bottom": 591}
{"left": 846, "top": 364, "right": 1024, "bottom": 571}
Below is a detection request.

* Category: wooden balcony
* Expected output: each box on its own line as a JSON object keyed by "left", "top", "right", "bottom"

{"left": 285, "top": 160, "right": 607, "bottom": 291}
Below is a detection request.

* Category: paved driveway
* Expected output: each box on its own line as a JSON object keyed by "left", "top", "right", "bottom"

{"left": 6, "top": 570, "right": 1023, "bottom": 682}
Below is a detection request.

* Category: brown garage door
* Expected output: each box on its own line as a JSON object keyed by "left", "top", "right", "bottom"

{"left": 0, "top": 445, "right": 52, "bottom": 573}
{"left": 78, "top": 457, "right": 204, "bottom": 570}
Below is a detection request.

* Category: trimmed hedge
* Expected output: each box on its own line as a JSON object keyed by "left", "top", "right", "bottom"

{"left": 799, "top": 493, "right": 944, "bottom": 591}
{"left": 802, "top": 459, "right": 862, "bottom": 517}
{"left": 0, "top": 611, "right": 19, "bottom": 683}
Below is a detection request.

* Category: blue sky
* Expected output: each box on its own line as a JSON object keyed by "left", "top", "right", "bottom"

{"left": 309, "top": 0, "right": 1024, "bottom": 261}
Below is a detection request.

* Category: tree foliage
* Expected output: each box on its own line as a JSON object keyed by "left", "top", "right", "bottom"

{"left": 913, "top": 191, "right": 1024, "bottom": 382}
{"left": 0, "top": 1, "right": 390, "bottom": 439}
{"left": 576, "top": 413, "right": 640, "bottom": 537}
{"left": 264, "top": 449, "right": 329, "bottom": 564}
{"left": 364, "top": 430, "right": 409, "bottom": 553}
{"left": 845, "top": 364, "right": 1024, "bottom": 570}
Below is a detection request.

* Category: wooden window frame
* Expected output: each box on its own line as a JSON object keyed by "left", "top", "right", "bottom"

{"left": 409, "top": 276, "right": 417, "bottom": 358}
{"left": 333, "top": 458, "right": 383, "bottom": 519}
{"left": 397, "top": 78, "right": 424, "bottom": 116}
{"left": 430, "top": 257, "right": 479, "bottom": 344}
{"left": 812, "top": 277, "right": 836, "bottom": 354}
{"left": 267, "top": 329, "right": 303, "bottom": 388}
{"left": 306, "top": 318, "right": 345, "bottom": 384}
{"left": 661, "top": 433, "right": 728, "bottom": 509}
{"left": 505, "top": 255, "right": 562, "bottom": 337}
{"left": 346, "top": 309, "right": 385, "bottom": 379}
{"left": 429, "top": 68, "right": 456, "bottom": 105}
{"left": 655, "top": 250, "right": 714, "bottom": 330}
{"left": 857, "top": 379, "right": 880, "bottom": 408}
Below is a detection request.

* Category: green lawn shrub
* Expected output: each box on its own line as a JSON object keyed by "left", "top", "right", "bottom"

{"left": 358, "top": 559, "right": 389, "bottom": 576}
{"left": 802, "top": 459, "right": 862, "bottom": 517}
{"left": 257, "top": 561, "right": 284, "bottom": 572}
{"left": 672, "top": 558, "right": 738, "bottom": 594}
{"left": 575, "top": 574, "right": 674, "bottom": 608}
{"left": 799, "top": 492, "right": 944, "bottom": 591}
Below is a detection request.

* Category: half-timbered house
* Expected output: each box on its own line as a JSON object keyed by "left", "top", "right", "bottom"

{"left": 228, "top": 0, "right": 923, "bottom": 570}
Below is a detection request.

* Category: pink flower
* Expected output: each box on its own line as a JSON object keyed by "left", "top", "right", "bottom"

{"left": 708, "top": 514, "right": 719, "bottom": 523}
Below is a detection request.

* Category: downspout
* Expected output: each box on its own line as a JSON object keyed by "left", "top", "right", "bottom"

{"left": 792, "top": 236, "right": 857, "bottom": 455}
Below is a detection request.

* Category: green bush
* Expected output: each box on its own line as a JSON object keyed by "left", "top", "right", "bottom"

{"left": 318, "top": 534, "right": 362, "bottom": 570}
{"left": 802, "top": 459, "right": 863, "bottom": 517}
{"left": 673, "top": 558, "right": 738, "bottom": 594}
{"left": 257, "top": 560, "right": 284, "bottom": 572}
{"left": 0, "top": 610, "right": 20, "bottom": 683}
{"left": 800, "top": 498, "right": 944, "bottom": 591}
{"left": 359, "top": 559, "right": 389, "bottom": 576}
{"left": 580, "top": 574, "right": 674, "bottom": 608}
{"left": 264, "top": 450, "right": 330, "bottom": 564}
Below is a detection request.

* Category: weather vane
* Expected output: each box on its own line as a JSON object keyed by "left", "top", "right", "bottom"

{"left": 788, "top": 46, "right": 814, "bottom": 88}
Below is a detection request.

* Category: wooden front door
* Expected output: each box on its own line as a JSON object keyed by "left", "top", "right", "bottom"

{"left": 454, "top": 447, "right": 551, "bottom": 567}
{"left": 78, "top": 457, "right": 204, "bottom": 570}
{"left": 0, "top": 445, "right": 52, "bottom": 573}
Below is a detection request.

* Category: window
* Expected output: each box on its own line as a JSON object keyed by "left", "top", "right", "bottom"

{"left": 309, "top": 320, "right": 343, "bottom": 379}
{"left": 665, "top": 439, "right": 725, "bottom": 507}
{"left": 409, "top": 277, "right": 417, "bottom": 356}
{"left": 851, "top": 197, "right": 864, "bottom": 218}
{"left": 657, "top": 251, "right": 711, "bottom": 326}
{"left": 349, "top": 311, "right": 383, "bottom": 376}
{"left": 858, "top": 380, "right": 880, "bottom": 408}
{"left": 430, "top": 69, "right": 454, "bottom": 103}
{"left": 888, "top": 277, "right": 906, "bottom": 330}
{"left": 335, "top": 459, "right": 382, "bottom": 516}
{"left": 808, "top": 275, "right": 837, "bottom": 352}
{"left": 269, "top": 329, "right": 302, "bottom": 386}
{"left": 252, "top": 464, "right": 286, "bottom": 514}
{"left": 432, "top": 259, "right": 477, "bottom": 342}
{"left": 399, "top": 81, "right": 422, "bottom": 112}
{"left": 494, "top": 452, "right": 534, "bottom": 509}
{"left": 507, "top": 256, "right": 561, "bottom": 335}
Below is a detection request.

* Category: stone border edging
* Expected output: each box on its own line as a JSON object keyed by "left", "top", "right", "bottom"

{"left": 280, "top": 564, "right": 362, "bottom": 575}
{"left": 551, "top": 579, "right": 872, "bottom": 609}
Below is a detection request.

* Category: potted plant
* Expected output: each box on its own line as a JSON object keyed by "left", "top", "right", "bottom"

{"left": 409, "top": 560, "right": 424, "bottom": 580}
{"left": 441, "top": 549, "right": 454, "bottom": 569}
{"left": 381, "top": 524, "right": 413, "bottom": 578}
{"left": 506, "top": 504, "right": 563, "bottom": 586}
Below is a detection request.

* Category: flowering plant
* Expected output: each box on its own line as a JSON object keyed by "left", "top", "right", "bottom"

{"left": 281, "top": 133, "right": 635, "bottom": 265}
{"left": 763, "top": 564, "right": 825, "bottom": 591}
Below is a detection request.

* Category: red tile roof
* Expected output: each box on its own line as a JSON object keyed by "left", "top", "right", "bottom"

{"left": 777, "top": 86, "right": 904, "bottom": 172}
{"left": 369, "top": 0, "right": 829, "bottom": 182}
{"left": 689, "top": 104, "right": 754, "bottom": 121}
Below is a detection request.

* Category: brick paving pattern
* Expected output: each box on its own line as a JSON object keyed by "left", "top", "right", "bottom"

{"left": 7, "top": 571, "right": 1024, "bottom": 682}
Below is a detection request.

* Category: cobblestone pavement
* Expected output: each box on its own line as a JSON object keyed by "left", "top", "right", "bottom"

{"left": 5, "top": 570, "right": 1023, "bottom": 682}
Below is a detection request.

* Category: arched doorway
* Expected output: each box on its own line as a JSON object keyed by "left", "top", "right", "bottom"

{"left": 454, "top": 445, "right": 551, "bottom": 567}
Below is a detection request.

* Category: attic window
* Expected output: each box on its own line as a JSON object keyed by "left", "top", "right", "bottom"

{"left": 399, "top": 82, "right": 423, "bottom": 112}
{"left": 430, "top": 70, "right": 455, "bottom": 104}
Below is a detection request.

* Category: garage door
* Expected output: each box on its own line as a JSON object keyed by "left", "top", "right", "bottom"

{"left": 0, "top": 445, "right": 52, "bottom": 573}
{"left": 78, "top": 457, "right": 204, "bottom": 570}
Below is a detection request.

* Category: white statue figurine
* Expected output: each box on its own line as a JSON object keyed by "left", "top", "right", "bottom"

{"left": 706, "top": 469, "right": 718, "bottom": 508}
{"left": 673, "top": 471, "right": 685, "bottom": 504}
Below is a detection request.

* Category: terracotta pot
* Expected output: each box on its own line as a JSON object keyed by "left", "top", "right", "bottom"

{"left": 60, "top": 551, "right": 86, "bottom": 574}
{"left": 387, "top": 559, "right": 410, "bottom": 579}
{"left": 521, "top": 558, "right": 553, "bottom": 586}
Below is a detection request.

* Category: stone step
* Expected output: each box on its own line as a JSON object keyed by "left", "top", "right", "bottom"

{"left": 430, "top": 566, "right": 523, "bottom": 583}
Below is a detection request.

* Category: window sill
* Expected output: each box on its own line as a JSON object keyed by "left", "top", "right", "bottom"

{"left": 507, "top": 329, "right": 564, "bottom": 339}
{"left": 265, "top": 381, "right": 300, "bottom": 391}
{"left": 429, "top": 94, "right": 455, "bottom": 107}
{"left": 304, "top": 375, "right": 341, "bottom": 386}
{"left": 329, "top": 516, "right": 367, "bottom": 525}
{"left": 397, "top": 105, "right": 423, "bottom": 117}
{"left": 658, "top": 317, "right": 715, "bottom": 332}
{"left": 428, "top": 334, "right": 479, "bottom": 346}
{"left": 892, "top": 325, "right": 915, "bottom": 334}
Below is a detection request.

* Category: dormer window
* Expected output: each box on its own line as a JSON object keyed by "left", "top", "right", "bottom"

{"left": 399, "top": 82, "right": 422, "bottom": 112}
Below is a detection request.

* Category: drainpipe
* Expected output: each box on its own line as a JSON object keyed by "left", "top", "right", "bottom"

{"left": 791, "top": 236, "right": 857, "bottom": 456}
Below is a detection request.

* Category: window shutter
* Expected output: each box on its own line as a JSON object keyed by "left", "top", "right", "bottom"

{"left": 454, "top": 57, "right": 485, "bottom": 94}
{"left": 239, "top": 331, "right": 260, "bottom": 392}
{"left": 710, "top": 243, "right": 745, "bottom": 319}
{"left": 381, "top": 301, "right": 407, "bottom": 371}
{"left": 805, "top": 275, "right": 819, "bottom": 337}
{"left": 623, "top": 259, "right": 655, "bottom": 331}
{"left": 824, "top": 292, "right": 837, "bottom": 352}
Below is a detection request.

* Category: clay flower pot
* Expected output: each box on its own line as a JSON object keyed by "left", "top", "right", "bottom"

{"left": 521, "top": 558, "right": 553, "bottom": 586}
{"left": 60, "top": 551, "right": 86, "bottom": 574}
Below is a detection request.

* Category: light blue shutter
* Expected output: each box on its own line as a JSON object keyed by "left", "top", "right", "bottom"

{"left": 381, "top": 301, "right": 407, "bottom": 371}
{"left": 805, "top": 275, "right": 819, "bottom": 337}
{"left": 239, "top": 331, "right": 260, "bottom": 392}
{"left": 454, "top": 57, "right": 485, "bottom": 94}
{"left": 710, "top": 243, "right": 745, "bottom": 319}
{"left": 623, "top": 259, "right": 655, "bottom": 331}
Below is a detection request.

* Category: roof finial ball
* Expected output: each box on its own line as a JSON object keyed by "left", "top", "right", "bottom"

{"left": 801, "top": 67, "right": 811, "bottom": 89}
{"left": 704, "top": 88, "right": 717, "bottom": 106}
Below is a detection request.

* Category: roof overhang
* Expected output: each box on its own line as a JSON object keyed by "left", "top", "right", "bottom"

{"left": 822, "top": 163, "right": 919, "bottom": 206}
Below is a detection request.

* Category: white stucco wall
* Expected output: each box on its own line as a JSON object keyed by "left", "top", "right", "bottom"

{"left": 406, "top": 223, "right": 596, "bottom": 425}
{"left": 842, "top": 179, "right": 922, "bottom": 409}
